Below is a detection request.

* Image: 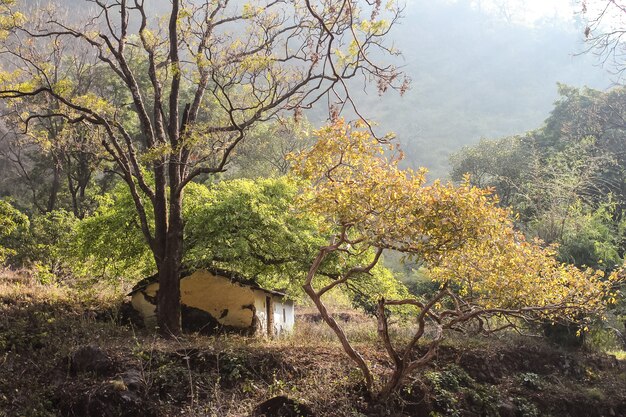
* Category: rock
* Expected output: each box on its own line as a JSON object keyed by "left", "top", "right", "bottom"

{"left": 59, "top": 383, "right": 158, "bottom": 417}
{"left": 251, "top": 396, "right": 315, "bottom": 417}
{"left": 497, "top": 401, "right": 516, "bottom": 417}
{"left": 121, "top": 368, "right": 144, "bottom": 392}
{"left": 69, "top": 345, "right": 114, "bottom": 376}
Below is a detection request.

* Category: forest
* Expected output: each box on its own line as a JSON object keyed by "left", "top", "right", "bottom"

{"left": 1, "top": 0, "right": 626, "bottom": 416}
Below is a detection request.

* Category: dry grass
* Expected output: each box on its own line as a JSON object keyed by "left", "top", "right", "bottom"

{"left": 3, "top": 269, "right": 626, "bottom": 417}
{"left": 0, "top": 270, "right": 370, "bottom": 417}
{"left": 0, "top": 267, "right": 69, "bottom": 298}
{"left": 0, "top": 267, "right": 126, "bottom": 308}
{"left": 283, "top": 305, "right": 422, "bottom": 348}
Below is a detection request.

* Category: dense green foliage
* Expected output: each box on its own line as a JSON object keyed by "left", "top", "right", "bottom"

{"left": 451, "top": 85, "right": 626, "bottom": 271}
{"left": 0, "top": 202, "right": 79, "bottom": 283}
{"left": 184, "top": 177, "right": 323, "bottom": 292}
{"left": 184, "top": 177, "right": 407, "bottom": 301}
{"left": 0, "top": 176, "right": 407, "bottom": 304}
{"left": 0, "top": 199, "right": 28, "bottom": 263}
{"left": 72, "top": 184, "right": 156, "bottom": 283}
{"left": 22, "top": 210, "right": 78, "bottom": 282}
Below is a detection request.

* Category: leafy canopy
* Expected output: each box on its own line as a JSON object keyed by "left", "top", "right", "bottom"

{"left": 293, "top": 119, "right": 619, "bottom": 318}
{"left": 72, "top": 176, "right": 404, "bottom": 300}
{"left": 450, "top": 85, "right": 626, "bottom": 271}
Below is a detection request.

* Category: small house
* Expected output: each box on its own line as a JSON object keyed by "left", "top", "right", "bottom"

{"left": 130, "top": 268, "right": 294, "bottom": 336}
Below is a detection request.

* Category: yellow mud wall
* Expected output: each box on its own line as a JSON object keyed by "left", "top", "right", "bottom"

{"left": 130, "top": 283, "right": 158, "bottom": 327}
{"left": 130, "top": 271, "right": 288, "bottom": 332}
{"left": 180, "top": 270, "right": 256, "bottom": 328}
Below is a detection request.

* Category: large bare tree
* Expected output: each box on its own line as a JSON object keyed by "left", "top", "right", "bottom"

{"left": 0, "top": 0, "right": 406, "bottom": 334}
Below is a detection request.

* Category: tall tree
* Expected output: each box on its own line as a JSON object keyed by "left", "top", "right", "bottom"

{"left": 0, "top": 199, "right": 28, "bottom": 264}
{"left": 0, "top": 0, "right": 406, "bottom": 335}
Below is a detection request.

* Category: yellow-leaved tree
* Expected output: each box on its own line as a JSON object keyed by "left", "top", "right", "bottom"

{"left": 290, "top": 119, "right": 622, "bottom": 400}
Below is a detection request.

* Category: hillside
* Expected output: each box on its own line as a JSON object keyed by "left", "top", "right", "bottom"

{"left": 338, "top": 0, "right": 614, "bottom": 178}
{"left": 2, "top": 270, "right": 625, "bottom": 417}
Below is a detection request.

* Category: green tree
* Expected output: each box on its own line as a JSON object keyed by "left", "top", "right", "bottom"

{"left": 26, "top": 210, "right": 77, "bottom": 266}
{"left": 556, "top": 200, "right": 625, "bottom": 271}
{"left": 184, "top": 177, "right": 322, "bottom": 292}
{"left": 0, "top": 9, "right": 113, "bottom": 217}
{"left": 450, "top": 135, "right": 535, "bottom": 207}
{"left": 72, "top": 183, "right": 156, "bottom": 284}
{"left": 74, "top": 176, "right": 407, "bottom": 302}
{"left": 450, "top": 85, "right": 626, "bottom": 269}
{"left": 0, "top": 200, "right": 84, "bottom": 284}
{"left": 0, "top": 199, "right": 28, "bottom": 264}
{"left": 226, "top": 117, "right": 314, "bottom": 179}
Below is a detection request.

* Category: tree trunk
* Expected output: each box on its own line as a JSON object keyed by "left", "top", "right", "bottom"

{"left": 67, "top": 169, "right": 80, "bottom": 218}
{"left": 303, "top": 282, "right": 374, "bottom": 393}
{"left": 156, "top": 190, "right": 184, "bottom": 336}
{"left": 378, "top": 365, "right": 407, "bottom": 400}
{"left": 46, "top": 159, "right": 61, "bottom": 212}
{"left": 157, "top": 253, "right": 181, "bottom": 336}
{"left": 75, "top": 153, "right": 92, "bottom": 219}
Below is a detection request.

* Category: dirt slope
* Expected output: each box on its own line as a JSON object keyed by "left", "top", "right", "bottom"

{"left": 1, "top": 277, "right": 625, "bottom": 417}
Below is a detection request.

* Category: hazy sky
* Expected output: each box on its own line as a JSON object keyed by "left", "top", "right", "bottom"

{"left": 455, "top": 0, "right": 625, "bottom": 28}
{"left": 465, "top": 0, "right": 577, "bottom": 24}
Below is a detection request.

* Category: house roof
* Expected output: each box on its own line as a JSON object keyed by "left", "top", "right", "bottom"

{"left": 129, "top": 267, "right": 287, "bottom": 297}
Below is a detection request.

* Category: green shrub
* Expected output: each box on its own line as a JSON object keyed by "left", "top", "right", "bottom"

{"left": 0, "top": 199, "right": 29, "bottom": 265}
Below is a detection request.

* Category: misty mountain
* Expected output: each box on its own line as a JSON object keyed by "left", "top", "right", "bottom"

{"left": 354, "top": 0, "right": 613, "bottom": 178}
